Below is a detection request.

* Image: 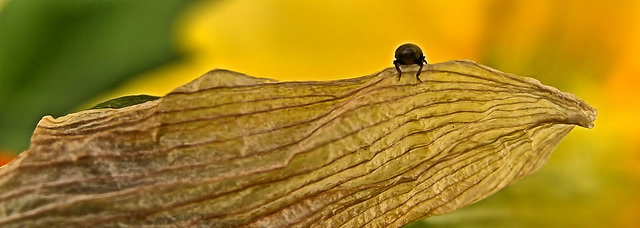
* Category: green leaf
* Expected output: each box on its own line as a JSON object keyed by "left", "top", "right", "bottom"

{"left": 89, "top": 95, "right": 160, "bottom": 110}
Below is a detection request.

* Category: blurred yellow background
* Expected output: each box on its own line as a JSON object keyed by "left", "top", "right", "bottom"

{"left": 1, "top": 0, "right": 639, "bottom": 227}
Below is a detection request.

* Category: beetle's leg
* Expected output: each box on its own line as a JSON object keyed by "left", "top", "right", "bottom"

{"left": 393, "top": 60, "right": 402, "bottom": 81}
{"left": 414, "top": 56, "right": 427, "bottom": 81}
{"left": 416, "top": 62, "right": 424, "bottom": 81}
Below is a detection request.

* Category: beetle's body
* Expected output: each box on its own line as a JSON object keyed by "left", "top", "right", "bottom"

{"left": 393, "top": 43, "right": 427, "bottom": 81}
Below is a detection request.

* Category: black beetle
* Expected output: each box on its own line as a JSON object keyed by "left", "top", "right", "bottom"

{"left": 393, "top": 43, "right": 428, "bottom": 81}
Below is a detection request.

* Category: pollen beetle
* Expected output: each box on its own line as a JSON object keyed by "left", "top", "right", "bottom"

{"left": 393, "top": 43, "right": 428, "bottom": 81}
